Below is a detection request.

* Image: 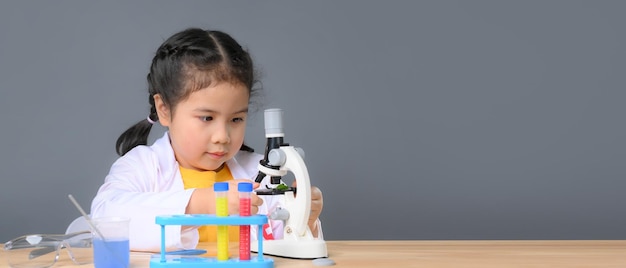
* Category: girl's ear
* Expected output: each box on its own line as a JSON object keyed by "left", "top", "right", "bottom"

{"left": 153, "top": 94, "right": 171, "bottom": 127}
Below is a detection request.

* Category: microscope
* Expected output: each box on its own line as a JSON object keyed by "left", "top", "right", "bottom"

{"left": 250, "top": 108, "right": 328, "bottom": 259}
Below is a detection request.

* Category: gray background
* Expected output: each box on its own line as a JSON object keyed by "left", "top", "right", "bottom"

{"left": 1, "top": 1, "right": 625, "bottom": 242}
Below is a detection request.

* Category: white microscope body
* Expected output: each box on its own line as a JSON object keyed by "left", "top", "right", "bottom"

{"left": 250, "top": 108, "right": 328, "bottom": 259}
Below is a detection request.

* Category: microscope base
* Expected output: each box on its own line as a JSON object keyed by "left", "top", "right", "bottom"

{"left": 251, "top": 239, "right": 328, "bottom": 259}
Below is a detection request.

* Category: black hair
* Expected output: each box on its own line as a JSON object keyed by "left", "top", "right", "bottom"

{"left": 115, "top": 28, "right": 259, "bottom": 156}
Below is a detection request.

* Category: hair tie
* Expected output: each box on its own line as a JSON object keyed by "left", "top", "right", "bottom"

{"left": 147, "top": 116, "right": 156, "bottom": 125}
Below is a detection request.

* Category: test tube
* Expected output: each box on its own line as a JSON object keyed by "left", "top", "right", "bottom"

{"left": 214, "top": 182, "right": 229, "bottom": 261}
{"left": 238, "top": 182, "right": 253, "bottom": 260}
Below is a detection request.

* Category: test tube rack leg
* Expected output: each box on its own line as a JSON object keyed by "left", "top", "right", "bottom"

{"left": 150, "top": 214, "right": 274, "bottom": 268}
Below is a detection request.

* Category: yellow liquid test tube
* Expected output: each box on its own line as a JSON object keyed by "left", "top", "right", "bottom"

{"left": 214, "top": 182, "right": 229, "bottom": 261}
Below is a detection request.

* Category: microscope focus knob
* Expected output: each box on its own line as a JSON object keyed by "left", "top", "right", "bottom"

{"left": 268, "top": 149, "right": 286, "bottom": 166}
{"left": 269, "top": 207, "right": 290, "bottom": 221}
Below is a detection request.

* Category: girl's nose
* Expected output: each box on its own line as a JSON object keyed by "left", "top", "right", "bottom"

{"left": 212, "top": 124, "right": 231, "bottom": 144}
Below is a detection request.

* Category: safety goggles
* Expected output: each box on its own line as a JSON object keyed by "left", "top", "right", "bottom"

{"left": 3, "top": 231, "right": 92, "bottom": 268}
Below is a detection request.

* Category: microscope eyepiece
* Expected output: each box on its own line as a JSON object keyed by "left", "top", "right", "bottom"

{"left": 264, "top": 108, "right": 284, "bottom": 138}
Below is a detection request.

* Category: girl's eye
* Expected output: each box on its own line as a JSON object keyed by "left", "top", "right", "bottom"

{"left": 201, "top": 116, "right": 213, "bottom": 122}
{"left": 232, "top": 117, "right": 244, "bottom": 123}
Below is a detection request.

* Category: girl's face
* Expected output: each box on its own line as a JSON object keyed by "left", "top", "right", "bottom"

{"left": 156, "top": 82, "right": 249, "bottom": 171}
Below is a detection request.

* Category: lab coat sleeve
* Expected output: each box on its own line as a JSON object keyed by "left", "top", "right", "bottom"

{"left": 90, "top": 147, "right": 197, "bottom": 252}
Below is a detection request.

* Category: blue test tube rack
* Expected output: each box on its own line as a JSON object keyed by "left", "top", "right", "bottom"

{"left": 150, "top": 214, "right": 274, "bottom": 268}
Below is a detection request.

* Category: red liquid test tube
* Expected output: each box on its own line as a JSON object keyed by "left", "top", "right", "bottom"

{"left": 238, "top": 182, "right": 252, "bottom": 260}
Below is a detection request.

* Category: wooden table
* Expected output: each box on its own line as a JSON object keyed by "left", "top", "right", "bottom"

{"left": 1, "top": 240, "right": 625, "bottom": 267}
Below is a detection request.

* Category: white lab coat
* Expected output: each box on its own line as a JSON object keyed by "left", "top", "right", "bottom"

{"left": 91, "top": 132, "right": 294, "bottom": 252}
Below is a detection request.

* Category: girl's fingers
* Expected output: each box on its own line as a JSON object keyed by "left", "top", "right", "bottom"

{"left": 251, "top": 195, "right": 264, "bottom": 206}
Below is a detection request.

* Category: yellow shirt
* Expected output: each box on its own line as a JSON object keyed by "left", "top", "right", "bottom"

{"left": 180, "top": 165, "right": 239, "bottom": 242}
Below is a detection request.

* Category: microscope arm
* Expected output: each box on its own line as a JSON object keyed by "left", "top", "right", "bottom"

{"left": 268, "top": 146, "right": 312, "bottom": 238}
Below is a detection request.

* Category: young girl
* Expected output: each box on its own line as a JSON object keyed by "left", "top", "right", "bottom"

{"left": 91, "top": 28, "right": 324, "bottom": 252}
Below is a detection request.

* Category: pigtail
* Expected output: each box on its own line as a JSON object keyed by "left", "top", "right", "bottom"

{"left": 115, "top": 118, "right": 153, "bottom": 156}
{"left": 115, "top": 93, "right": 158, "bottom": 156}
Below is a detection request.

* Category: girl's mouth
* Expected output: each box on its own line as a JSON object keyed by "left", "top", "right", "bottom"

{"left": 208, "top": 152, "right": 226, "bottom": 159}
